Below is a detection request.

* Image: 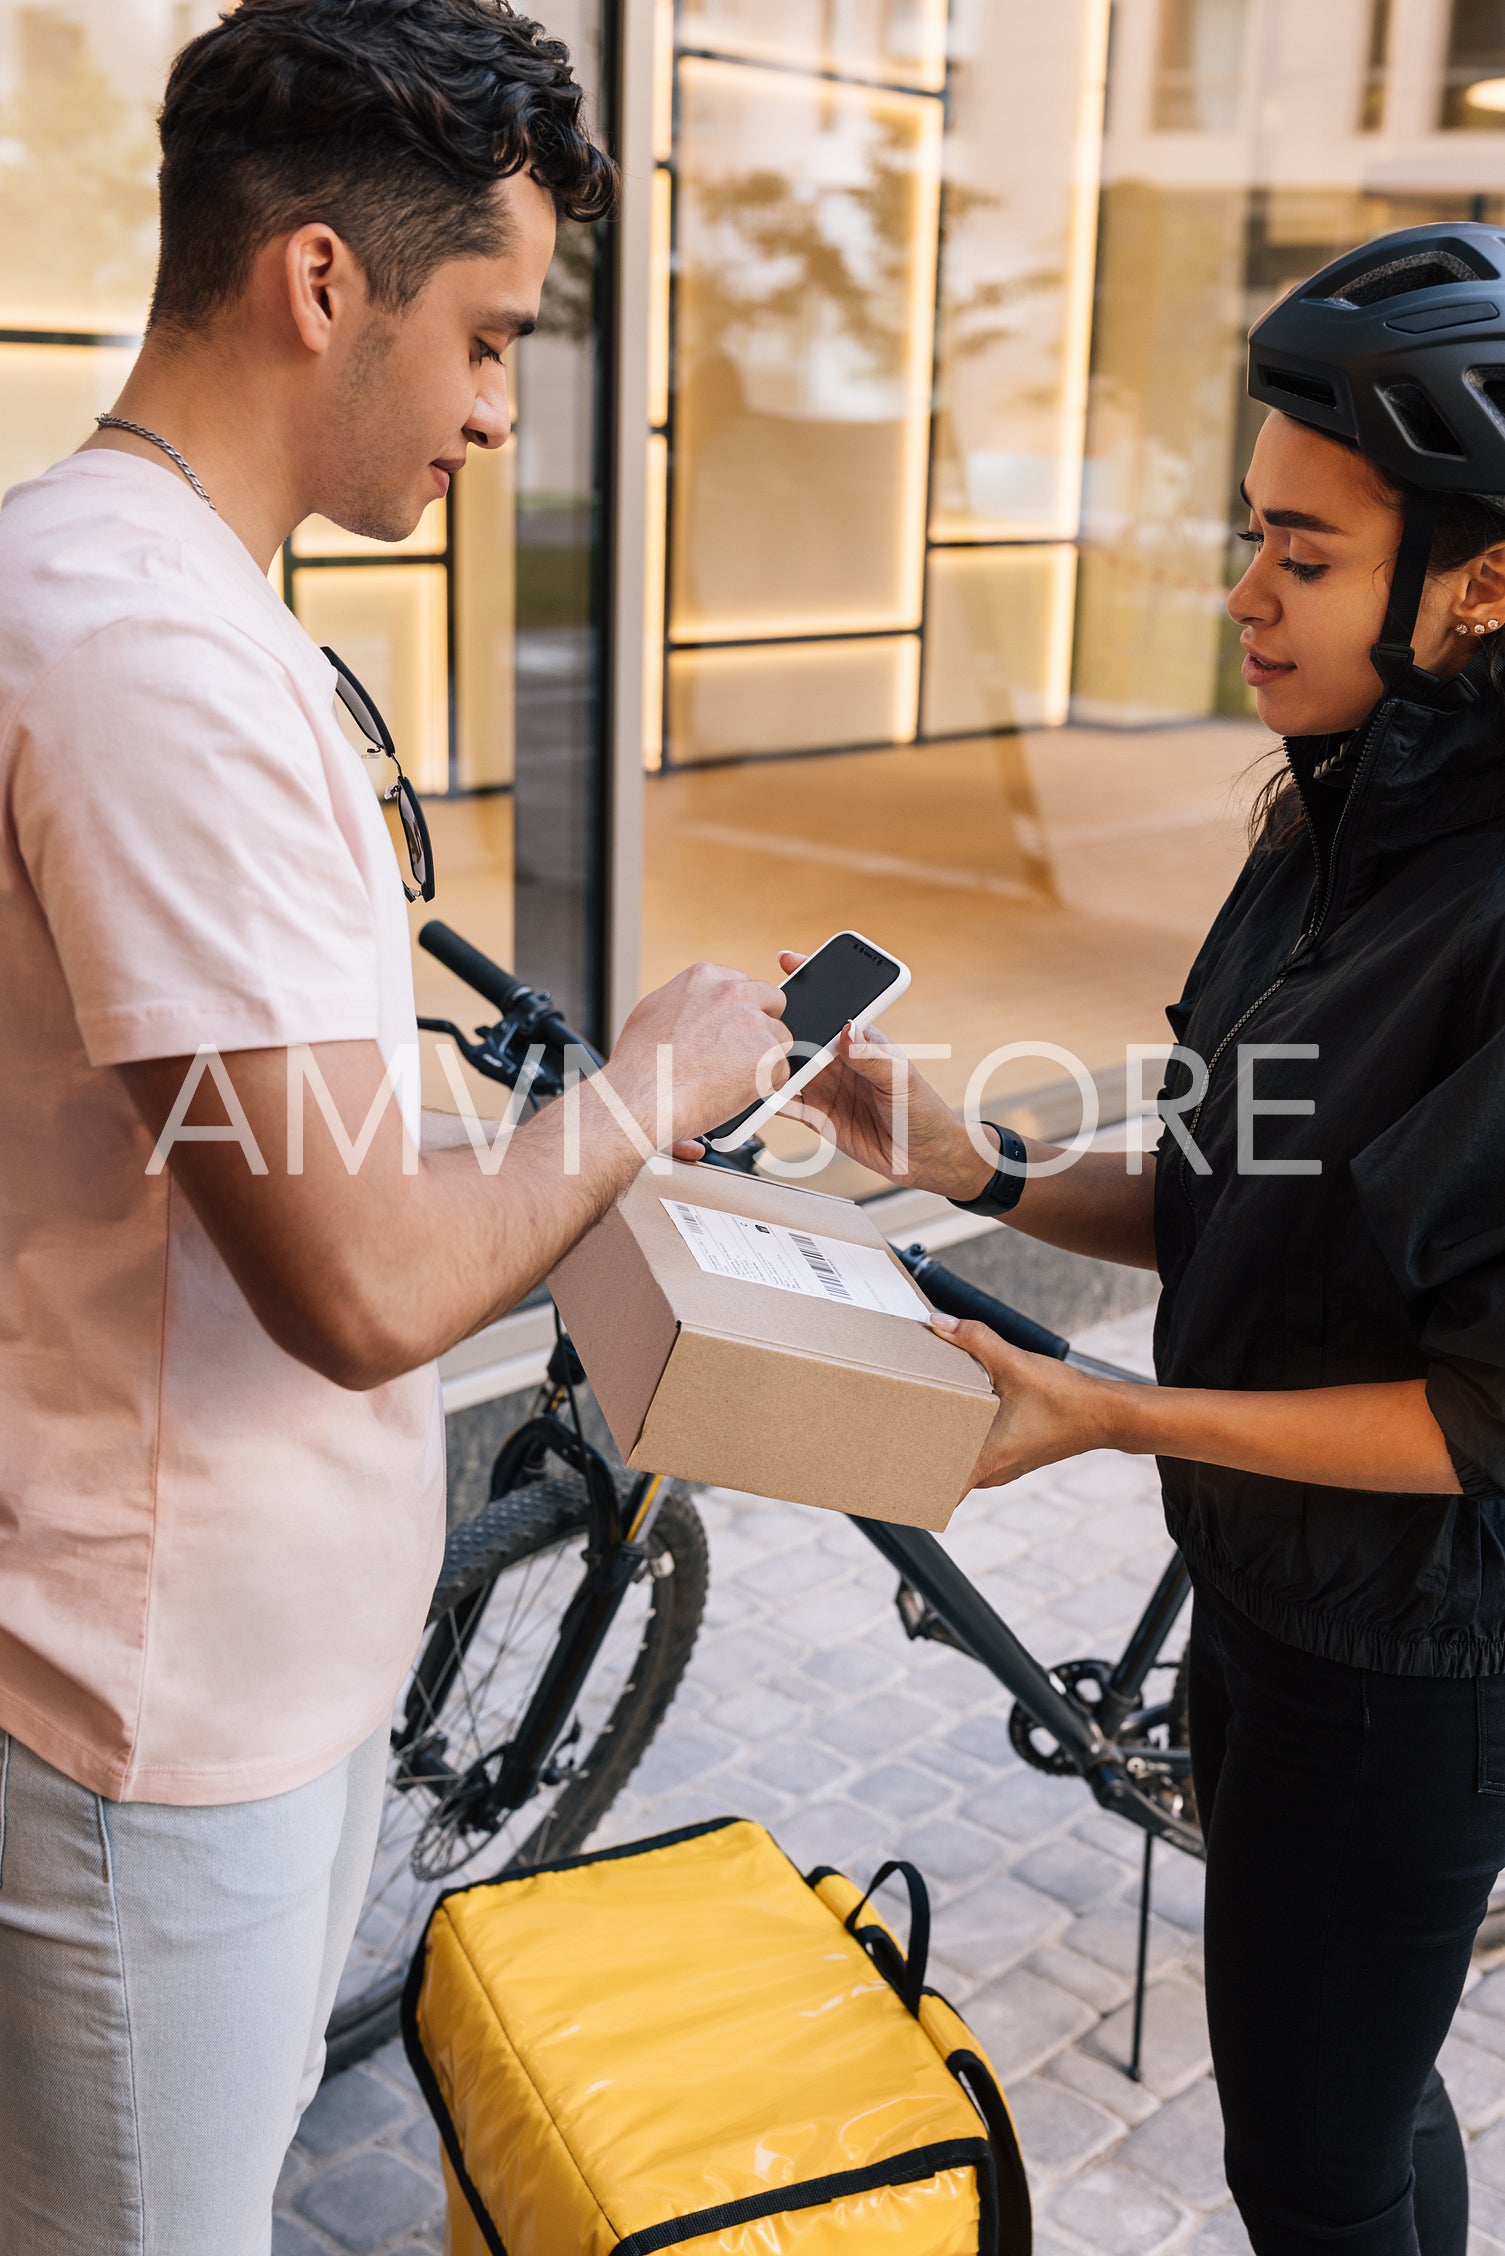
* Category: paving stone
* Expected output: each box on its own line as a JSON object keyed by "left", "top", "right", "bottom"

{"left": 1143, "top": 1847, "right": 1206, "bottom": 1934}
{"left": 294, "top": 2152, "right": 442, "bottom": 2253}
{"left": 1439, "top": 2031, "right": 1505, "bottom": 2134}
{"left": 963, "top": 1965, "right": 1099, "bottom": 2080}
{"left": 1470, "top": 1969, "right": 1505, "bottom": 2023}
{"left": 813, "top": 1690, "right": 944, "bottom": 1763}
{"left": 934, "top": 1872, "right": 1067, "bottom": 1981}
{"left": 1073, "top": 1808, "right": 1154, "bottom": 1869}
{"left": 903, "top": 1816, "right": 1002, "bottom": 1885}
{"left": 690, "top": 1626, "right": 800, "bottom": 1690}
{"left": 1061, "top": 1902, "right": 1188, "bottom": 1985}
{"left": 741, "top": 1735, "right": 850, "bottom": 1797}
{"left": 778, "top": 1583, "right": 891, "bottom": 1644}
{"left": 1027, "top": 1942, "right": 1131, "bottom": 2015}
{"left": 1015, "top": 1836, "right": 1131, "bottom": 1914}
{"left": 400, "top": 2111, "right": 444, "bottom": 2175}
{"left": 1120, "top": 2077, "right": 1228, "bottom": 2207}
{"left": 1006, "top": 2075, "right": 1124, "bottom": 2183}
{"left": 854, "top": 1760, "right": 955, "bottom": 1820}
{"left": 736, "top": 1546, "right": 849, "bottom": 1599}
{"left": 1471, "top": 2115, "right": 1505, "bottom": 2191}
{"left": 294, "top": 2064, "right": 411, "bottom": 2157}
{"left": 1085, "top": 1974, "right": 1212, "bottom": 2100}
{"left": 768, "top": 1796, "right": 894, "bottom": 1874}
{"left": 272, "top": 2221, "right": 330, "bottom": 2256}
{"left": 1471, "top": 2185, "right": 1505, "bottom": 2246}
{"left": 627, "top": 1720, "right": 740, "bottom": 1794}
{"left": 967, "top": 1767, "right": 1084, "bottom": 1842}
{"left": 794, "top": 1642, "right": 898, "bottom": 1695}
{"left": 1053, "top": 1575, "right": 1154, "bottom": 1641}
{"left": 1186, "top": 2206, "right": 1255, "bottom": 2256}
{"left": 1047, "top": 2162, "right": 1186, "bottom": 2256}
{"left": 705, "top": 1685, "right": 810, "bottom": 1742}
{"left": 1045, "top": 2045, "right": 1161, "bottom": 2127}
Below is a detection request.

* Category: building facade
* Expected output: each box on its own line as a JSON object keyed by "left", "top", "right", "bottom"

{"left": 6, "top": 0, "right": 1505, "bottom": 1142}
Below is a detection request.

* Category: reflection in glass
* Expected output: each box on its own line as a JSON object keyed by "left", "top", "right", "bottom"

{"left": 667, "top": 635, "right": 920, "bottom": 763}
{"left": 1151, "top": 0, "right": 1248, "bottom": 133}
{"left": 0, "top": 343, "right": 135, "bottom": 495}
{"left": 1442, "top": 0, "right": 1505, "bottom": 128}
{"left": 292, "top": 501, "right": 447, "bottom": 560}
{"left": 669, "top": 58, "right": 941, "bottom": 645}
{"left": 0, "top": 2, "right": 211, "bottom": 330}
{"left": 676, "top": 0, "right": 948, "bottom": 91}
{"left": 292, "top": 564, "right": 450, "bottom": 795}
{"left": 1360, "top": 0, "right": 1392, "bottom": 130}
{"left": 928, "top": 2, "right": 1107, "bottom": 542}
{"left": 923, "top": 548, "right": 1077, "bottom": 736}
{"left": 455, "top": 444, "right": 516, "bottom": 793}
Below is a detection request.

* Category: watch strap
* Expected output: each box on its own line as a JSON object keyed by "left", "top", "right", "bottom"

{"left": 948, "top": 1122, "right": 1028, "bottom": 1218}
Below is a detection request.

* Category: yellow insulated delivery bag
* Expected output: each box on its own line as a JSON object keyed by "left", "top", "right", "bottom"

{"left": 402, "top": 1815, "right": 1031, "bottom": 2256}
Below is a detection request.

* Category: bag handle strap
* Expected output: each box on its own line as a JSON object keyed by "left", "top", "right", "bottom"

{"left": 845, "top": 1858, "right": 931, "bottom": 2017}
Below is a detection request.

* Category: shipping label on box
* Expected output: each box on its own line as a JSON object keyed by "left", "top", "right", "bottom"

{"left": 549, "top": 1161, "right": 997, "bottom": 1530}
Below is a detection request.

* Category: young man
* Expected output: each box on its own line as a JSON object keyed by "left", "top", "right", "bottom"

{"left": 0, "top": 3, "right": 788, "bottom": 2248}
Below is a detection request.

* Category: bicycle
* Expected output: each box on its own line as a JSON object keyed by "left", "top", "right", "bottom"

{"left": 325, "top": 923, "right": 1200, "bottom": 2075}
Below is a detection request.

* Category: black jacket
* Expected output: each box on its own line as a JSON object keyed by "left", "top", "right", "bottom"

{"left": 1153, "top": 659, "right": 1505, "bottom": 1676}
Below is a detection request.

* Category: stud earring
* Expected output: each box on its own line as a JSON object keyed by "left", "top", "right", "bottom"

{"left": 1491, "top": 620, "right": 1501, "bottom": 631}
{"left": 1457, "top": 622, "right": 1472, "bottom": 636}
{"left": 1476, "top": 623, "right": 1489, "bottom": 634}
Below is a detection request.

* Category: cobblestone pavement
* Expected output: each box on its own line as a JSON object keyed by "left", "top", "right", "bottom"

{"left": 274, "top": 1307, "right": 1505, "bottom": 2256}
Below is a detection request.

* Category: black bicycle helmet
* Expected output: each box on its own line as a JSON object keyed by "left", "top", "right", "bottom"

{"left": 1248, "top": 221, "right": 1505, "bottom": 696}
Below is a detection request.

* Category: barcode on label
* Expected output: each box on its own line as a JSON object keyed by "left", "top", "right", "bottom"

{"left": 792, "top": 1231, "right": 852, "bottom": 1301}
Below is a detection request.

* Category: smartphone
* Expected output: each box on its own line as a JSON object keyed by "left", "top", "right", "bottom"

{"left": 703, "top": 930, "right": 911, "bottom": 1154}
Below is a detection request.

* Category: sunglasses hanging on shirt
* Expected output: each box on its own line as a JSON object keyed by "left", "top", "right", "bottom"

{"left": 323, "top": 645, "right": 436, "bottom": 904}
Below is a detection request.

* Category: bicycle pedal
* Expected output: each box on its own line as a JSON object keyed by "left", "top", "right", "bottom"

{"left": 894, "top": 1580, "right": 974, "bottom": 1657}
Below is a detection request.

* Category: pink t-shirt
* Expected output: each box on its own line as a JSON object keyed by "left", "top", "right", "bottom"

{"left": 0, "top": 450, "right": 445, "bottom": 1804}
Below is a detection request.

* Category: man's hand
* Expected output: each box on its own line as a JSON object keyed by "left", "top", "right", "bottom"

{"left": 605, "top": 959, "right": 791, "bottom": 1148}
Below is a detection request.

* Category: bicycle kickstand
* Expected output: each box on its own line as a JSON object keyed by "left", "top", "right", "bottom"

{"left": 1127, "top": 1832, "right": 1153, "bottom": 2082}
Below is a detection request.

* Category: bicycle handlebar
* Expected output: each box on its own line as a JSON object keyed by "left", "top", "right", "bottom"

{"left": 419, "top": 920, "right": 536, "bottom": 1020}
{"left": 898, "top": 1247, "right": 1072, "bottom": 1361}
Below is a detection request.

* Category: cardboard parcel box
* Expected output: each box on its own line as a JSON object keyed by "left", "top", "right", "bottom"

{"left": 549, "top": 1160, "right": 997, "bottom": 1530}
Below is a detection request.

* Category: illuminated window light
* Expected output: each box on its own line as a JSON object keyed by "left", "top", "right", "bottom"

{"left": 1465, "top": 78, "right": 1505, "bottom": 113}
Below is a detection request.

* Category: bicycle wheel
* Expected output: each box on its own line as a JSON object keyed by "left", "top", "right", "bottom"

{"left": 324, "top": 1470, "right": 708, "bottom": 2076}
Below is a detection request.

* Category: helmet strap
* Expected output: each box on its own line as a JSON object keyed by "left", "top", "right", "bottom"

{"left": 1370, "top": 487, "right": 1440, "bottom": 693}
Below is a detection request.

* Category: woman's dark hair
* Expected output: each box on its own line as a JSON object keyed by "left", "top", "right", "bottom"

{"left": 1247, "top": 439, "right": 1505, "bottom": 850}
{"left": 150, "top": 0, "right": 617, "bottom": 334}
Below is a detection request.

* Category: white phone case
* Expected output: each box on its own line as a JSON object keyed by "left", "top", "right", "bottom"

{"left": 705, "top": 930, "right": 911, "bottom": 1154}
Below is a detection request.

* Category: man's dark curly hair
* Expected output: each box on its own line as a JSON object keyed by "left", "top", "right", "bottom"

{"left": 150, "top": 0, "right": 617, "bottom": 333}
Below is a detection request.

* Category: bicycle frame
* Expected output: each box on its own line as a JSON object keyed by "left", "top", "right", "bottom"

{"left": 411, "top": 920, "right": 1202, "bottom": 1860}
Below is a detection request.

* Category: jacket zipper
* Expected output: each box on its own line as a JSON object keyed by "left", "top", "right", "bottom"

{"left": 1178, "top": 704, "right": 1388, "bottom": 1185}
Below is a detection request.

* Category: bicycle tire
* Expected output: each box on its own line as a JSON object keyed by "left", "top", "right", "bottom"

{"left": 324, "top": 1477, "right": 709, "bottom": 2077}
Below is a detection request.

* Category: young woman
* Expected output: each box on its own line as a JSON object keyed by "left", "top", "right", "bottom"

{"left": 785, "top": 224, "right": 1505, "bottom": 2256}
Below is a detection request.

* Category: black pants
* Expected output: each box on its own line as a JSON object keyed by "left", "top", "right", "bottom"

{"left": 1189, "top": 1582, "right": 1505, "bottom": 2256}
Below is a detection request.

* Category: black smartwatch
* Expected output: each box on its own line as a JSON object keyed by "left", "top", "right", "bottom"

{"left": 948, "top": 1121, "right": 1029, "bottom": 1219}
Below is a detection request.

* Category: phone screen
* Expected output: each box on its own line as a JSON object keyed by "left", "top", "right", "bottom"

{"left": 780, "top": 934, "right": 902, "bottom": 1052}
{"left": 705, "top": 933, "right": 902, "bottom": 1147}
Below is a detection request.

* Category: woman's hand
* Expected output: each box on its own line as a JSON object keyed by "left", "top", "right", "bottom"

{"left": 775, "top": 952, "right": 993, "bottom": 1197}
{"left": 932, "top": 1314, "right": 1114, "bottom": 1486}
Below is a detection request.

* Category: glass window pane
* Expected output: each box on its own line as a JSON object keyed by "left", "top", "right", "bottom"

{"left": 667, "top": 636, "right": 919, "bottom": 762}
{"left": 676, "top": 0, "right": 948, "bottom": 91}
{"left": 292, "top": 501, "right": 447, "bottom": 560}
{"left": 0, "top": 342, "right": 135, "bottom": 495}
{"left": 455, "top": 444, "right": 516, "bottom": 792}
{"left": 1152, "top": 0, "right": 1249, "bottom": 133}
{"left": 669, "top": 58, "right": 941, "bottom": 643}
{"left": 928, "top": 1, "right": 1106, "bottom": 542}
{"left": 290, "top": 564, "right": 449, "bottom": 795}
{"left": 0, "top": 2, "right": 209, "bottom": 330}
{"left": 1442, "top": 0, "right": 1505, "bottom": 127}
{"left": 922, "top": 547, "right": 1077, "bottom": 736}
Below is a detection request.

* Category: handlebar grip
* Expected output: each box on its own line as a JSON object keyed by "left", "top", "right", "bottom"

{"left": 419, "top": 921, "right": 530, "bottom": 1017}
{"left": 901, "top": 1248, "right": 1071, "bottom": 1362}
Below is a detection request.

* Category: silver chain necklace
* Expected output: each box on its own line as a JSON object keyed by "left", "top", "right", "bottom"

{"left": 94, "top": 415, "right": 217, "bottom": 513}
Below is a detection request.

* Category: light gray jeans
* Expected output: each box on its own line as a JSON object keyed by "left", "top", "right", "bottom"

{"left": 0, "top": 1722, "right": 388, "bottom": 2256}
